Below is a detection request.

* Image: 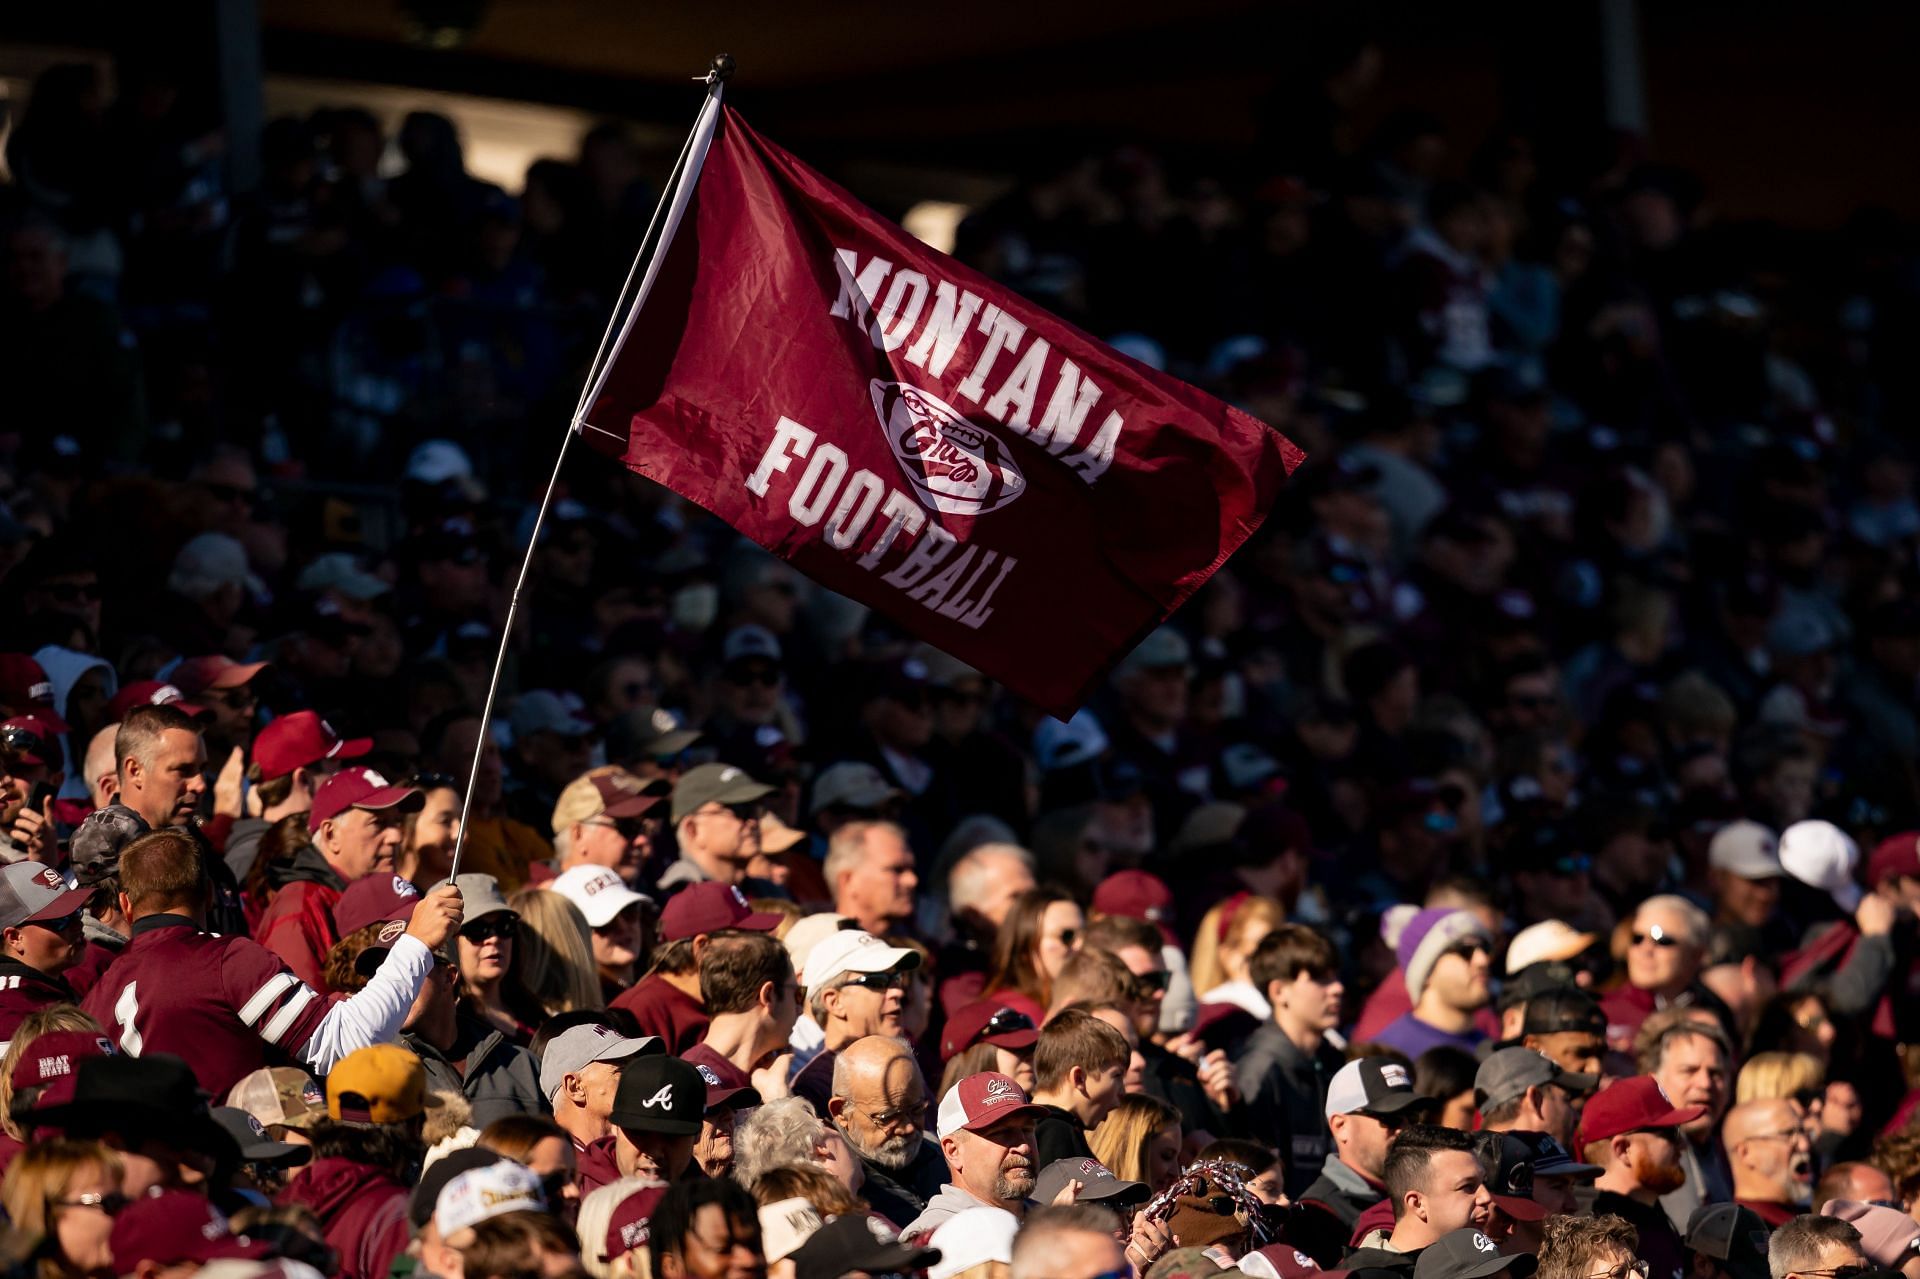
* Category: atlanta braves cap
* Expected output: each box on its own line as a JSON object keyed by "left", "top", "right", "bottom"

{"left": 608, "top": 1055, "right": 705, "bottom": 1135}
{"left": 538, "top": 1023, "right": 661, "bottom": 1102}
{"left": 0, "top": 862, "right": 91, "bottom": 932}
{"left": 935, "top": 1071, "right": 1047, "bottom": 1139}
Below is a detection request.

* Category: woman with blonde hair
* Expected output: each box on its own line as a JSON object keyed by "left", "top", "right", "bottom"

{"left": 1736, "top": 1051, "right": 1825, "bottom": 1106}
{"left": 0, "top": 1009, "right": 106, "bottom": 1148}
{"left": 578, "top": 1177, "right": 663, "bottom": 1279}
{"left": 1187, "top": 894, "right": 1287, "bottom": 1018}
{"left": 1090, "top": 1094, "right": 1184, "bottom": 1195}
{"left": 509, "top": 887, "right": 604, "bottom": 1014}
{"left": 2, "top": 1138, "right": 125, "bottom": 1279}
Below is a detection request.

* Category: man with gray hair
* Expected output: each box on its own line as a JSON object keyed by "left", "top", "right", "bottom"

{"left": 939, "top": 841, "right": 1035, "bottom": 1011}
{"left": 824, "top": 1034, "right": 947, "bottom": 1229}
{"left": 1602, "top": 894, "right": 1732, "bottom": 1046}
{"left": 825, "top": 820, "right": 920, "bottom": 938}
{"left": 1768, "top": 1214, "right": 1866, "bottom": 1279}
{"left": 1642, "top": 1010, "right": 1736, "bottom": 1232}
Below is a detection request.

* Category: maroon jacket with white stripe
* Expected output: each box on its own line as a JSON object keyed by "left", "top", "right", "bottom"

{"left": 81, "top": 915, "right": 330, "bottom": 1100}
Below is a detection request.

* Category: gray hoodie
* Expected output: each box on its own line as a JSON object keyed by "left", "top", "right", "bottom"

{"left": 899, "top": 1183, "right": 1028, "bottom": 1241}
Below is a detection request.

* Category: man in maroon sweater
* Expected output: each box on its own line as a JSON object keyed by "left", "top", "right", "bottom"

{"left": 610, "top": 882, "right": 781, "bottom": 1052}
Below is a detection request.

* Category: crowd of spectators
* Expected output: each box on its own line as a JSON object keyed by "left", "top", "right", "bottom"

{"left": 3, "top": 29, "right": 1920, "bottom": 1279}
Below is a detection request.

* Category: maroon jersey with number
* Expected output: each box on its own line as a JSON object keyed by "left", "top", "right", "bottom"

{"left": 0, "top": 960, "right": 79, "bottom": 1050}
{"left": 81, "top": 915, "right": 330, "bottom": 1099}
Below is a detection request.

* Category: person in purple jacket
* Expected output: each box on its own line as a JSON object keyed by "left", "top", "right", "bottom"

{"left": 1372, "top": 908, "right": 1494, "bottom": 1059}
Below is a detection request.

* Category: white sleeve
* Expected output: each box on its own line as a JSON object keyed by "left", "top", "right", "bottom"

{"left": 297, "top": 936, "right": 433, "bottom": 1074}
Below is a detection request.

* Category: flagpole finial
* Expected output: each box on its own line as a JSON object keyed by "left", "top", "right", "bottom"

{"left": 708, "top": 53, "right": 735, "bottom": 84}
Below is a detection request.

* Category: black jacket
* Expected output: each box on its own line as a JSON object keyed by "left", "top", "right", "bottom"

{"left": 856, "top": 1136, "right": 950, "bottom": 1231}
{"left": 1234, "top": 1021, "right": 1344, "bottom": 1197}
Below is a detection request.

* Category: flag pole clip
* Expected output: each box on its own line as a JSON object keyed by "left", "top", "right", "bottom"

{"left": 706, "top": 53, "right": 735, "bottom": 86}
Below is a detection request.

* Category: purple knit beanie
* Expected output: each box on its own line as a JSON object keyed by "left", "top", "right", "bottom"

{"left": 1398, "top": 907, "right": 1492, "bottom": 1001}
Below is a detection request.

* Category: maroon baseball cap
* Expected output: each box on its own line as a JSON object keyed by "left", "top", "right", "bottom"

{"left": 107, "top": 680, "right": 209, "bottom": 722}
{"left": 11, "top": 1030, "right": 114, "bottom": 1109}
{"left": 1575, "top": 1075, "right": 1706, "bottom": 1148}
{"left": 0, "top": 717, "right": 59, "bottom": 768}
{"left": 939, "top": 1001, "right": 1039, "bottom": 1062}
{"left": 169, "top": 655, "right": 268, "bottom": 696}
{"left": 109, "top": 1191, "right": 269, "bottom": 1273}
{"left": 1868, "top": 832, "right": 1920, "bottom": 889}
{"left": 688, "top": 1058, "right": 762, "bottom": 1113}
{"left": 1092, "top": 869, "right": 1178, "bottom": 947}
{"left": 0, "top": 655, "right": 68, "bottom": 732}
{"left": 658, "top": 882, "right": 783, "bottom": 941}
{"left": 604, "top": 1183, "right": 671, "bottom": 1258}
{"left": 310, "top": 766, "right": 424, "bottom": 828}
{"left": 333, "top": 874, "right": 422, "bottom": 938}
{"left": 1249, "top": 1244, "right": 1327, "bottom": 1279}
{"left": 253, "top": 710, "right": 372, "bottom": 780}
{"left": 935, "top": 1071, "right": 1047, "bottom": 1139}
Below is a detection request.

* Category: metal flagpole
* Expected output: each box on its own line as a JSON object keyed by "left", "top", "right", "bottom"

{"left": 446, "top": 54, "right": 734, "bottom": 882}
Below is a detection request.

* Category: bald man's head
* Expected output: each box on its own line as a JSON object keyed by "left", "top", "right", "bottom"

{"left": 1815, "top": 1161, "right": 1896, "bottom": 1213}
{"left": 85, "top": 724, "right": 120, "bottom": 808}
{"left": 827, "top": 1035, "right": 928, "bottom": 1171}
{"left": 1724, "top": 1098, "right": 1813, "bottom": 1206}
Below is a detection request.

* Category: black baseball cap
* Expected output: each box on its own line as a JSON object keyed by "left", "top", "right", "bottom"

{"left": 608, "top": 1057, "right": 705, "bottom": 1136}
{"left": 1684, "top": 1204, "right": 1771, "bottom": 1279}
{"left": 1501, "top": 1130, "right": 1602, "bottom": 1179}
{"left": 1496, "top": 962, "right": 1580, "bottom": 1012}
{"left": 1521, "top": 987, "right": 1606, "bottom": 1038}
{"left": 1413, "top": 1228, "right": 1537, "bottom": 1279}
{"left": 1480, "top": 1134, "right": 1548, "bottom": 1223}
{"left": 1325, "top": 1056, "right": 1436, "bottom": 1121}
{"left": 789, "top": 1213, "right": 940, "bottom": 1279}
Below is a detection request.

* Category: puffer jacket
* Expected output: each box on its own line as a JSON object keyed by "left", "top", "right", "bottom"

{"left": 402, "top": 1013, "right": 547, "bottom": 1129}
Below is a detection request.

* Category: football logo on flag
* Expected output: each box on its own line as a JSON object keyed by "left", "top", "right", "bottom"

{"left": 872, "top": 380, "right": 1024, "bottom": 516}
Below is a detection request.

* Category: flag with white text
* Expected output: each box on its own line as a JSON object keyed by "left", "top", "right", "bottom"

{"left": 580, "top": 105, "right": 1304, "bottom": 716}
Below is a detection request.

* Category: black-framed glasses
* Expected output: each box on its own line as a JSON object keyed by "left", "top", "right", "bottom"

{"left": 586, "top": 816, "right": 659, "bottom": 841}
{"left": 51, "top": 1192, "right": 129, "bottom": 1215}
{"left": 1632, "top": 926, "right": 1683, "bottom": 948}
{"left": 1794, "top": 1267, "right": 1871, "bottom": 1279}
{"left": 846, "top": 970, "right": 910, "bottom": 992}
{"left": 461, "top": 916, "right": 519, "bottom": 943}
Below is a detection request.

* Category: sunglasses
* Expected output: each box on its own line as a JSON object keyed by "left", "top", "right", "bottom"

{"left": 589, "top": 816, "right": 659, "bottom": 841}
{"left": 0, "top": 726, "right": 48, "bottom": 755}
{"left": 1052, "top": 927, "right": 1080, "bottom": 949}
{"left": 29, "top": 912, "right": 84, "bottom": 934}
{"left": 404, "top": 771, "right": 461, "bottom": 792}
{"left": 461, "top": 916, "right": 519, "bottom": 943}
{"left": 1132, "top": 970, "right": 1171, "bottom": 996}
{"left": 976, "top": 1009, "right": 1037, "bottom": 1041}
{"left": 725, "top": 668, "right": 781, "bottom": 688}
{"left": 1551, "top": 853, "right": 1593, "bottom": 876}
{"left": 1796, "top": 1267, "right": 1871, "bottom": 1279}
{"left": 1442, "top": 940, "right": 1490, "bottom": 961}
{"left": 1632, "top": 926, "right": 1684, "bottom": 948}
{"left": 846, "top": 970, "right": 911, "bottom": 992}
{"left": 51, "top": 1192, "right": 129, "bottom": 1215}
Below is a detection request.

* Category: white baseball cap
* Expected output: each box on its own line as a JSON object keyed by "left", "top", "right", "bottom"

{"left": 1779, "top": 819, "right": 1862, "bottom": 911}
{"left": 783, "top": 912, "right": 852, "bottom": 979}
{"left": 550, "top": 865, "right": 652, "bottom": 929}
{"left": 1709, "top": 820, "right": 1785, "bottom": 881}
{"left": 800, "top": 928, "right": 920, "bottom": 991}
{"left": 926, "top": 1207, "right": 1020, "bottom": 1279}
{"left": 757, "top": 1196, "right": 824, "bottom": 1264}
{"left": 1504, "top": 920, "right": 1598, "bottom": 975}
{"left": 437, "top": 1161, "right": 544, "bottom": 1235}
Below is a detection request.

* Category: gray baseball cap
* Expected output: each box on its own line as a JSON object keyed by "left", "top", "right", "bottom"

{"left": 537, "top": 1023, "right": 660, "bottom": 1101}
{"left": 0, "top": 863, "right": 90, "bottom": 932}
{"left": 671, "top": 762, "right": 773, "bottom": 822}
{"left": 1474, "top": 1047, "right": 1598, "bottom": 1114}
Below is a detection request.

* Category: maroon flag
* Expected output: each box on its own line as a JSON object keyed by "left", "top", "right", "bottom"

{"left": 581, "top": 104, "right": 1303, "bottom": 716}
